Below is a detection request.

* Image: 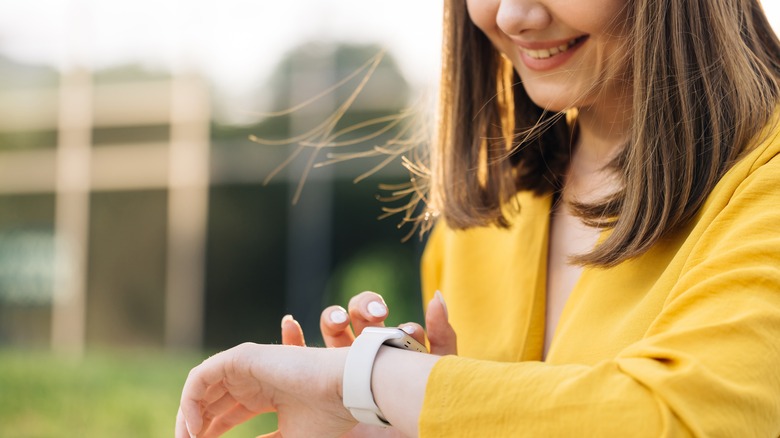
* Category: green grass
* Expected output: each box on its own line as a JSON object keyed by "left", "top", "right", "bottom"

{"left": 0, "top": 349, "right": 277, "bottom": 438}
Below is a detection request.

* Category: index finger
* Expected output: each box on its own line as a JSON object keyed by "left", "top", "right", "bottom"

{"left": 179, "top": 348, "right": 256, "bottom": 436}
{"left": 179, "top": 359, "right": 227, "bottom": 436}
{"left": 347, "top": 291, "right": 388, "bottom": 336}
{"left": 176, "top": 407, "right": 189, "bottom": 438}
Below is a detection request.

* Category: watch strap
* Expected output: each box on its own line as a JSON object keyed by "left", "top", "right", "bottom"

{"left": 342, "top": 327, "right": 407, "bottom": 427}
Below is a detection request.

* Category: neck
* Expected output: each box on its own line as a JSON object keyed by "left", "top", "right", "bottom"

{"left": 572, "top": 89, "right": 632, "bottom": 171}
{"left": 563, "top": 94, "right": 632, "bottom": 203}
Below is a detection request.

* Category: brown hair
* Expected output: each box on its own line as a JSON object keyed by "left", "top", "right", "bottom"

{"left": 433, "top": 0, "right": 780, "bottom": 266}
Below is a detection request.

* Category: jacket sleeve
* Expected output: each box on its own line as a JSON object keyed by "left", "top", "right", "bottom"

{"left": 418, "top": 158, "right": 780, "bottom": 436}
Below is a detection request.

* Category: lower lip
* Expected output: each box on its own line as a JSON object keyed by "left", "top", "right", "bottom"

{"left": 518, "top": 36, "right": 588, "bottom": 72}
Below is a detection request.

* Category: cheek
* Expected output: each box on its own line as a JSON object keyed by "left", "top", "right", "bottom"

{"left": 575, "top": 0, "right": 629, "bottom": 35}
{"left": 465, "top": 0, "right": 500, "bottom": 37}
{"left": 466, "top": 0, "right": 514, "bottom": 61}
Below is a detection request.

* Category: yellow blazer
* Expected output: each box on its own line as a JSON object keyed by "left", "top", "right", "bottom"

{"left": 419, "top": 122, "right": 780, "bottom": 436}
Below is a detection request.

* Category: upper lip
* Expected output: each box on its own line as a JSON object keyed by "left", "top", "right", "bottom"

{"left": 509, "top": 35, "right": 588, "bottom": 50}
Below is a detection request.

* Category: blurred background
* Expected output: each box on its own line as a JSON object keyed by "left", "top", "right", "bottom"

{"left": 0, "top": 1, "right": 779, "bottom": 437}
{"left": 0, "top": 0, "right": 442, "bottom": 436}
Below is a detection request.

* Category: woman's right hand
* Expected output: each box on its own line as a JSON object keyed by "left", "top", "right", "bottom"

{"left": 282, "top": 290, "right": 457, "bottom": 355}
{"left": 280, "top": 290, "right": 457, "bottom": 438}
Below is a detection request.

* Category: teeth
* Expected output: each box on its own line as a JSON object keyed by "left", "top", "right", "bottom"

{"left": 522, "top": 38, "right": 580, "bottom": 60}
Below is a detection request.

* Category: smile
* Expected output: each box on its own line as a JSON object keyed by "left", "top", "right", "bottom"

{"left": 519, "top": 36, "right": 586, "bottom": 60}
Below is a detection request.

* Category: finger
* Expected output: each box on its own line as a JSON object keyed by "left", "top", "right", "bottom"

{"left": 347, "top": 291, "right": 388, "bottom": 336}
{"left": 320, "top": 305, "right": 355, "bottom": 347}
{"left": 398, "top": 323, "right": 427, "bottom": 349}
{"left": 202, "top": 382, "right": 228, "bottom": 404}
{"left": 200, "top": 392, "right": 242, "bottom": 436}
{"left": 176, "top": 407, "right": 191, "bottom": 438}
{"left": 201, "top": 403, "right": 257, "bottom": 438}
{"left": 180, "top": 359, "right": 227, "bottom": 436}
{"left": 426, "top": 290, "right": 457, "bottom": 355}
{"left": 196, "top": 384, "right": 228, "bottom": 434}
{"left": 281, "top": 314, "right": 306, "bottom": 346}
{"left": 256, "top": 431, "right": 282, "bottom": 438}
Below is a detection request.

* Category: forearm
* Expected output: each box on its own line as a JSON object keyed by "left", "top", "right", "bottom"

{"left": 370, "top": 346, "right": 443, "bottom": 438}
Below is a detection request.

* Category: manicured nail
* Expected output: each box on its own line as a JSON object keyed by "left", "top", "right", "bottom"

{"left": 401, "top": 325, "right": 415, "bottom": 335}
{"left": 367, "top": 301, "right": 387, "bottom": 317}
{"left": 281, "top": 314, "right": 294, "bottom": 328}
{"left": 330, "top": 307, "right": 348, "bottom": 324}
{"left": 185, "top": 419, "right": 195, "bottom": 438}
{"left": 435, "top": 290, "right": 448, "bottom": 319}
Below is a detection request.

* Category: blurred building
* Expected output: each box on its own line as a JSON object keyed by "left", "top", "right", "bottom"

{"left": 0, "top": 43, "right": 425, "bottom": 353}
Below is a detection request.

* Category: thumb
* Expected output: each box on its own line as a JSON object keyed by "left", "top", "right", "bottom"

{"left": 425, "top": 290, "right": 457, "bottom": 355}
{"left": 281, "top": 314, "right": 306, "bottom": 347}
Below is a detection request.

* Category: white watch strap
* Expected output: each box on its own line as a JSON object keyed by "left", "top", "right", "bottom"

{"left": 343, "top": 327, "right": 425, "bottom": 427}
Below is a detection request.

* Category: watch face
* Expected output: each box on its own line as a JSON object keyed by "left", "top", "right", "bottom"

{"left": 375, "top": 328, "right": 428, "bottom": 353}
{"left": 388, "top": 335, "right": 427, "bottom": 353}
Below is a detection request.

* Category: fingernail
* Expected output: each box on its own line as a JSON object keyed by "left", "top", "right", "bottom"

{"left": 330, "top": 307, "right": 348, "bottom": 324}
{"left": 367, "top": 301, "right": 387, "bottom": 317}
{"left": 435, "top": 290, "right": 448, "bottom": 319}
{"left": 185, "top": 419, "right": 195, "bottom": 438}
{"left": 281, "top": 314, "right": 293, "bottom": 328}
{"left": 401, "top": 325, "right": 415, "bottom": 335}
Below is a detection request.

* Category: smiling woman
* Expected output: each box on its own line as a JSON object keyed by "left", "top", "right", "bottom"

{"left": 170, "top": 0, "right": 780, "bottom": 436}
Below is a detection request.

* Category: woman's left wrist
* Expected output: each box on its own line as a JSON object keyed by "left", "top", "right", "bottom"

{"left": 319, "top": 347, "right": 355, "bottom": 423}
{"left": 332, "top": 347, "right": 349, "bottom": 401}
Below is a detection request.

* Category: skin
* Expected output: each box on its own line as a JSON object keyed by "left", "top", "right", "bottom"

{"left": 176, "top": 0, "right": 634, "bottom": 436}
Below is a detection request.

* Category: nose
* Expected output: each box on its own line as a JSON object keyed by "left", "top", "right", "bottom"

{"left": 495, "top": 0, "right": 552, "bottom": 35}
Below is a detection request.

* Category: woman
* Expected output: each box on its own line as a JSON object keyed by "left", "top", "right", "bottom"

{"left": 176, "top": 0, "right": 780, "bottom": 436}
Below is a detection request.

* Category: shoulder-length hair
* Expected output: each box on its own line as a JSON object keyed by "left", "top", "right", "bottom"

{"left": 433, "top": 0, "right": 780, "bottom": 266}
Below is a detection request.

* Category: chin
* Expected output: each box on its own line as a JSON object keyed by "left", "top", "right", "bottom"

{"left": 524, "top": 92, "right": 574, "bottom": 114}
{"left": 520, "top": 80, "right": 575, "bottom": 113}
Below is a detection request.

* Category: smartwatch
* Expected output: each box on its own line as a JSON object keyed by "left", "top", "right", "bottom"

{"left": 342, "top": 327, "right": 428, "bottom": 426}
